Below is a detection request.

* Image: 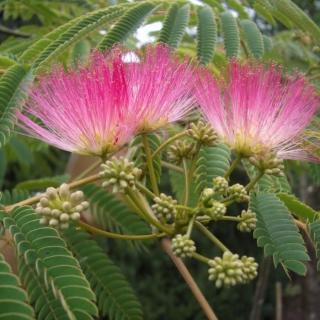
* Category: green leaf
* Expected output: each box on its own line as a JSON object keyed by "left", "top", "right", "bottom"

{"left": 220, "top": 11, "right": 240, "bottom": 58}
{"left": 196, "top": 5, "right": 217, "bottom": 65}
{"left": 98, "top": 2, "right": 157, "bottom": 50}
{"left": 4, "top": 206, "right": 98, "bottom": 319}
{"left": 309, "top": 220, "right": 320, "bottom": 271}
{"left": 158, "top": 3, "right": 190, "bottom": 49}
{"left": 130, "top": 133, "right": 162, "bottom": 183}
{"left": 195, "top": 144, "right": 231, "bottom": 193}
{"left": 0, "top": 64, "right": 33, "bottom": 148}
{"left": 32, "top": 4, "right": 130, "bottom": 70}
{"left": 72, "top": 39, "right": 91, "bottom": 66}
{"left": 252, "top": 193, "right": 309, "bottom": 275}
{"left": 63, "top": 227, "right": 143, "bottom": 320}
{"left": 253, "top": 0, "right": 276, "bottom": 26}
{"left": 0, "top": 254, "right": 34, "bottom": 320}
{"left": 82, "top": 184, "right": 150, "bottom": 251}
{"left": 240, "top": 19, "right": 264, "bottom": 59}
{"left": 262, "top": 35, "right": 273, "bottom": 52}
{"left": 15, "top": 174, "right": 69, "bottom": 191}
{"left": 277, "top": 193, "right": 318, "bottom": 222}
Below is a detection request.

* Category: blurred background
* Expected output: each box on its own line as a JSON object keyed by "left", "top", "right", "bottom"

{"left": 0, "top": 0, "right": 320, "bottom": 319}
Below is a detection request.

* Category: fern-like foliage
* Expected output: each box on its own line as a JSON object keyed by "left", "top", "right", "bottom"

{"left": 63, "top": 227, "right": 143, "bottom": 320}
{"left": 195, "top": 144, "right": 231, "bottom": 193}
{"left": 277, "top": 193, "right": 318, "bottom": 222}
{"left": 240, "top": 19, "right": 264, "bottom": 58}
{"left": 15, "top": 174, "right": 69, "bottom": 191}
{"left": 220, "top": 11, "right": 240, "bottom": 58}
{"left": 98, "top": 2, "right": 157, "bottom": 50}
{"left": 262, "top": 35, "right": 273, "bottom": 52}
{"left": 0, "top": 64, "right": 33, "bottom": 148}
{"left": 271, "top": 0, "right": 320, "bottom": 43}
{"left": 0, "top": 254, "right": 35, "bottom": 319}
{"left": 0, "top": 189, "right": 30, "bottom": 205}
{"left": 4, "top": 206, "right": 98, "bottom": 319}
{"left": 82, "top": 184, "right": 150, "bottom": 251}
{"left": 158, "top": 3, "right": 190, "bottom": 49}
{"left": 32, "top": 4, "right": 130, "bottom": 70}
{"left": 196, "top": 5, "right": 217, "bottom": 65}
{"left": 251, "top": 193, "right": 309, "bottom": 275}
{"left": 130, "top": 133, "right": 162, "bottom": 183}
{"left": 309, "top": 220, "right": 320, "bottom": 271}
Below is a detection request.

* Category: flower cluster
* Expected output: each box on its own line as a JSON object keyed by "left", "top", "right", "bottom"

{"left": 35, "top": 183, "right": 89, "bottom": 229}
{"left": 172, "top": 234, "right": 196, "bottom": 258}
{"left": 152, "top": 193, "right": 177, "bottom": 224}
{"left": 100, "top": 156, "right": 142, "bottom": 193}
{"left": 237, "top": 209, "right": 257, "bottom": 232}
{"left": 187, "top": 120, "right": 218, "bottom": 146}
{"left": 167, "top": 140, "right": 195, "bottom": 164}
{"left": 208, "top": 251, "right": 258, "bottom": 288}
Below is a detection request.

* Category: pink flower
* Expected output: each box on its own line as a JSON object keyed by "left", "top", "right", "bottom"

{"left": 18, "top": 45, "right": 195, "bottom": 156}
{"left": 195, "top": 61, "right": 320, "bottom": 161}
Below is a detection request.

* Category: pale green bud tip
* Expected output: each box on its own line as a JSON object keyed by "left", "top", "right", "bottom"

{"left": 212, "top": 176, "right": 229, "bottom": 194}
{"left": 100, "top": 156, "right": 142, "bottom": 193}
{"left": 172, "top": 234, "right": 196, "bottom": 258}
{"left": 249, "top": 153, "right": 284, "bottom": 176}
{"left": 228, "top": 183, "right": 249, "bottom": 202}
{"left": 35, "top": 183, "right": 89, "bottom": 230}
{"left": 205, "top": 201, "right": 226, "bottom": 220}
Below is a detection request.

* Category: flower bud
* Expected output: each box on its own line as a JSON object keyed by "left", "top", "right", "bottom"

{"left": 152, "top": 193, "right": 177, "bottom": 223}
{"left": 205, "top": 201, "right": 226, "bottom": 220}
{"left": 172, "top": 234, "right": 196, "bottom": 258}
{"left": 237, "top": 209, "right": 257, "bottom": 232}
{"left": 228, "top": 184, "right": 249, "bottom": 202}
{"left": 187, "top": 121, "right": 218, "bottom": 146}
{"left": 212, "top": 176, "right": 229, "bottom": 195}
{"left": 167, "top": 140, "right": 195, "bottom": 165}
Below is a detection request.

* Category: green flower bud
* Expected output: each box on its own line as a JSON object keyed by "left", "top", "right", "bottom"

{"left": 152, "top": 193, "right": 177, "bottom": 223}
{"left": 205, "top": 201, "right": 226, "bottom": 220}
{"left": 208, "top": 252, "right": 243, "bottom": 288}
{"left": 167, "top": 140, "right": 195, "bottom": 165}
{"left": 249, "top": 153, "right": 284, "bottom": 176}
{"left": 172, "top": 234, "right": 196, "bottom": 258}
{"left": 35, "top": 183, "right": 88, "bottom": 230}
{"left": 100, "top": 156, "right": 142, "bottom": 193}
{"left": 212, "top": 176, "right": 229, "bottom": 195}
{"left": 200, "top": 188, "right": 214, "bottom": 207}
{"left": 187, "top": 121, "right": 218, "bottom": 146}
{"left": 228, "top": 184, "right": 249, "bottom": 202}
{"left": 241, "top": 256, "right": 258, "bottom": 282}
{"left": 237, "top": 209, "right": 257, "bottom": 232}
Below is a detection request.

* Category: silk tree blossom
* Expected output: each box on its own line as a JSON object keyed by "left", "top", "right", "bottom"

{"left": 18, "top": 45, "right": 195, "bottom": 156}
{"left": 195, "top": 61, "right": 320, "bottom": 162}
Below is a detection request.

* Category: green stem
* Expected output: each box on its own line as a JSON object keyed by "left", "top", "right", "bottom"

{"left": 176, "top": 205, "right": 194, "bottom": 213}
{"left": 152, "top": 131, "right": 188, "bottom": 159}
{"left": 186, "top": 214, "right": 196, "bottom": 238}
{"left": 136, "top": 182, "right": 157, "bottom": 199}
{"left": 142, "top": 134, "right": 160, "bottom": 196}
{"left": 221, "top": 216, "right": 242, "bottom": 222}
{"left": 192, "top": 252, "right": 211, "bottom": 264}
{"left": 127, "top": 189, "right": 172, "bottom": 234}
{"left": 246, "top": 171, "right": 264, "bottom": 192}
{"left": 195, "top": 221, "right": 229, "bottom": 252}
{"left": 78, "top": 221, "right": 165, "bottom": 240}
{"left": 182, "top": 158, "right": 190, "bottom": 206}
{"left": 161, "top": 161, "right": 184, "bottom": 173}
{"left": 224, "top": 154, "right": 242, "bottom": 179}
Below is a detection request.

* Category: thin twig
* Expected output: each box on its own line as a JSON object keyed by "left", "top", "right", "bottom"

{"left": 161, "top": 238, "right": 218, "bottom": 320}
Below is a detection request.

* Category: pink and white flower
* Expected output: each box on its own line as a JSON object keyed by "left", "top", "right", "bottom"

{"left": 18, "top": 45, "right": 195, "bottom": 156}
{"left": 195, "top": 61, "right": 320, "bottom": 161}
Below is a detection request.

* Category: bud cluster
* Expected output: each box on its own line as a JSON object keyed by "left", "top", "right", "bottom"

{"left": 172, "top": 234, "right": 196, "bottom": 258}
{"left": 237, "top": 209, "right": 257, "bottom": 232}
{"left": 35, "top": 183, "right": 89, "bottom": 229}
{"left": 167, "top": 140, "right": 195, "bottom": 164}
{"left": 227, "top": 183, "right": 249, "bottom": 202}
{"left": 212, "top": 176, "right": 229, "bottom": 195}
{"left": 100, "top": 156, "right": 142, "bottom": 193}
{"left": 249, "top": 153, "right": 284, "bottom": 177}
{"left": 208, "top": 251, "right": 258, "bottom": 287}
{"left": 204, "top": 201, "right": 227, "bottom": 220}
{"left": 152, "top": 193, "right": 177, "bottom": 223}
{"left": 187, "top": 121, "right": 218, "bottom": 146}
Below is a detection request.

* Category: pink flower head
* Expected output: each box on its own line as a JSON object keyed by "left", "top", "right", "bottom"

{"left": 195, "top": 61, "right": 320, "bottom": 161}
{"left": 18, "top": 45, "right": 195, "bottom": 156}
{"left": 126, "top": 45, "right": 195, "bottom": 133}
